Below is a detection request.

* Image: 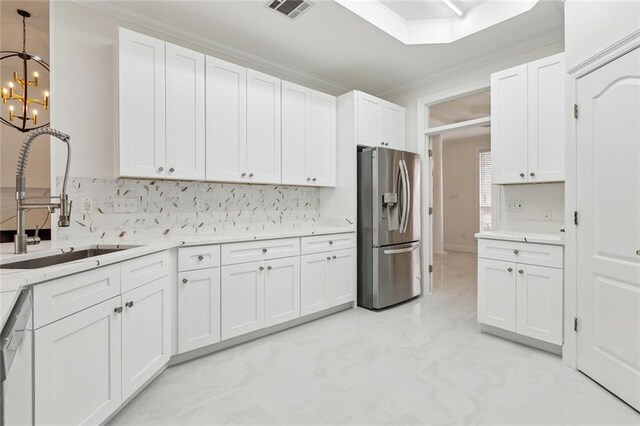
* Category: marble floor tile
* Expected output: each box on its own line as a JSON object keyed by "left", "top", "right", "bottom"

{"left": 109, "top": 251, "right": 639, "bottom": 425}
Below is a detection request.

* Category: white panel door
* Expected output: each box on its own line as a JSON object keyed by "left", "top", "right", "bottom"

{"left": 205, "top": 56, "right": 247, "bottom": 182}
{"left": 307, "top": 90, "right": 336, "bottom": 186}
{"left": 118, "top": 28, "right": 166, "bottom": 178}
{"left": 246, "top": 69, "right": 281, "bottom": 184}
{"left": 121, "top": 277, "right": 171, "bottom": 401}
{"left": 491, "top": 64, "right": 528, "bottom": 184}
{"left": 516, "top": 265, "right": 563, "bottom": 344}
{"left": 356, "top": 91, "right": 382, "bottom": 147}
{"left": 264, "top": 256, "right": 301, "bottom": 327}
{"left": 281, "top": 81, "right": 309, "bottom": 186}
{"left": 178, "top": 268, "right": 221, "bottom": 353}
{"left": 165, "top": 43, "right": 205, "bottom": 180}
{"left": 300, "top": 253, "right": 331, "bottom": 316}
{"left": 221, "top": 261, "right": 265, "bottom": 339}
{"left": 528, "top": 53, "right": 565, "bottom": 182}
{"left": 381, "top": 102, "right": 405, "bottom": 150}
{"left": 576, "top": 47, "right": 640, "bottom": 411}
{"left": 477, "top": 258, "right": 516, "bottom": 331}
{"left": 330, "top": 249, "right": 356, "bottom": 307}
{"left": 35, "top": 297, "right": 122, "bottom": 426}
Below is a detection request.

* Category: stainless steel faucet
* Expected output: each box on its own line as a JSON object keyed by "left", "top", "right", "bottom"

{"left": 14, "top": 127, "right": 72, "bottom": 254}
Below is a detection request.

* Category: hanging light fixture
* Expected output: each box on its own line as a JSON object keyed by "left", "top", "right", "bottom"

{"left": 1, "top": 9, "right": 50, "bottom": 133}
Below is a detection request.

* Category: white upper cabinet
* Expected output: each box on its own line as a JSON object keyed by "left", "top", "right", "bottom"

{"left": 527, "top": 53, "right": 565, "bottom": 182}
{"left": 356, "top": 91, "right": 405, "bottom": 150}
{"left": 491, "top": 64, "right": 529, "bottom": 184}
{"left": 281, "top": 81, "right": 336, "bottom": 187}
{"left": 118, "top": 28, "right": 166, "bottom": 178}
{"left": 165, "top": 43, "right": 205, "bottom": 180}
{"left": 205, "top": 56, "right": 247, "bottom": 182}
{"left": 491, "top": 53, "right": 565, "bottom": 184}
{"left": 246, "top": 69, "right": 281, "bottom": 184}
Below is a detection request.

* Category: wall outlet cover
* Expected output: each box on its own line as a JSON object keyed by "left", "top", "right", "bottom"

{"left": 80, "top": 197, "right": 92, "bottom": 214}
{"left": 113, "top": 197, "right": 138, "bottom": 213}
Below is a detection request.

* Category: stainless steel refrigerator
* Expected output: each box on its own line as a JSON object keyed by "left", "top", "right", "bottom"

{"left": 357, "top": 147, "right": 421, "bottom": 309}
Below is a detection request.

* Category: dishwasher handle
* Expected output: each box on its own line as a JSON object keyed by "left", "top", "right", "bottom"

{"left": 0, "top": 289, "right": 32, "bottom": 383}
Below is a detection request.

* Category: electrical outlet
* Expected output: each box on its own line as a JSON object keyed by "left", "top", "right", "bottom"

{"left": 113, "top": 197, "right": 138, "bottom": 213}
{"left": 80, "top": 197, "right": 92, "bottom": 214}
{"left": 506, "top": 199, "right": 525, "bottom": 212}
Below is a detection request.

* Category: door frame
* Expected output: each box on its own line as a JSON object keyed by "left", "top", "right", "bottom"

{"left": 564, "top": 31, "right": 640, "bottom": 369}
{"left": 416, "top": 80, "right": 490, "bottom": 293}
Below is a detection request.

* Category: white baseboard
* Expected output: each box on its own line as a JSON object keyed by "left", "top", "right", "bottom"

{"left": 443, "top": 243, "right": 477, "bottom": 253}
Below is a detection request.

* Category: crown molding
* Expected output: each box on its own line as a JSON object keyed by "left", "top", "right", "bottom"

{"left": 69, "top": 0, "right": 351, "bottom": 96}
{"left": 377, "top": 32, "right": 564, "bottom": 99}
{"left": 567, "top": 29, "right": 640, "bottom": 78}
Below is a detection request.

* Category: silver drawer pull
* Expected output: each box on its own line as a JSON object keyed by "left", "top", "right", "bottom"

{"left": 262, "top": 248, "right": 268, "bottom": 253}
{"left": 513, "top": 249, "right": 519, "bottom": 255}
{"left": 329, "top": 241, "right": 334, "bottom": 245}
{"left": 267, "top": 266, "right": 272, "bottom": 270}
{"left": 327, "top": 256, "right": 331, "bottom": 261}
{"left": 332, "top": 255, "right": 336, "bottom": 259}
{"left": 197, "top": 255, "right": 204, "bottom": 261}
{"left": 259, "top": 266, "right": 264, "bottom": 271}
{"left": 114, "top": 306, "right": 123, "bottom": 314}
{"left": 507, "top": 268, "right": 513, "bottom": 272}
{"left": 636, "top": 249, "right": 640, "bottom": 256}
{"left": 125, "top": 301, "right": 134, "bottom": 308}
{"left": 182, "top": 278, "right": 188, "bottom": 284}
{"left": 518, "top": 270, "right": 524, "bottom": 275}
{"left": 384, "top": 246, "right": 418, "bottom": 255}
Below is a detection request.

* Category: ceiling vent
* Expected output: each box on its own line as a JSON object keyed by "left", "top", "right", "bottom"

{"left": 268, "top": 0, "right": 313, "bottom": 20}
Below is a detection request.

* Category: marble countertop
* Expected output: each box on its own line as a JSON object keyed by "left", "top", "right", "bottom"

{"left": 475, "top": 231, "right": 565, "bottom": 246}
{"left": 0, "top": 226, "right": 354, "bottom": 330}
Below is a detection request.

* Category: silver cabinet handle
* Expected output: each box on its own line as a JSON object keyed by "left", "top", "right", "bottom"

{"left": 520, "top": 173, "right": 525, "bottom": 177}
{"left": 312, "top": 178, "right": 317, "bottom": 182}
{"left": 262, "top": 248, "right": 268, "bottom": 253}
{"left": 182, "top": 278, "right": 188, "bottom": 284}
{"left": 125, "top": 301, "right": 134, "bottom": 308}
{"left": 267, "top": 266, "right": 272, "bottom": 270}
{"left": 530, "top": 172, "right": 535, "bottom": 177}
{"left": 169, "top": 167, "right": 175, "bottom": 173}
{"left": 518, "top": 270, "right": 524, "bottom": 275}
{"left": 326, "top": 256, "right": 331, "bottom": 261}
{"left": 507, "top": 268, "right": 513, "bottom": 272}
{"left": 381, "top": 142, "right": 385, "bottom": 146}
{"left": 332, "top": 255, "right": 336, "bottom": 259}
{"left": 114, "top": 306, "right": 123, "bottom": 314}
{"left": 259, "top": 266, "right": 264, "bottom": 271}
{"left": 158, "top": 166, "right": 164, "bottom": 172}
{"left": 197, "top": 255, "right": 204, "bottom": 261}
{"left": 636, "top": 250, "right": 640, "bottom": 256}
{"left": 241, "top": 172, "right": 246, "bottom": 177}
{"left": 307, "top": 177, "right": 311, "bottom": 182}
{"left": 513, "top": 250, "right": 519, "bottom": 255}
{"left": 249, "top": 173, "right": 254, "bottom": 178}
{"left": 329, "top": 241, "right": 334, "bottom": 245}
{"left": 384, "top": 245, "right": 418, "bottom": 255}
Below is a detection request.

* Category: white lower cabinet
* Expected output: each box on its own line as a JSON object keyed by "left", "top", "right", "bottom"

{"left": 221, "top": 260, "right": 265, "bottom": 339}
{"left": 301, "top": 248, "right": 356, "bottom": 316}
{"left": 121, "top": 277, "right": 171, "bottom": 400}
{"left": 329, "top": 249, "right": 356, "bottom": 307}
{"left": 477, "top": 243, "right": 563, "bottom": 346}
{"left": 35, "top": 296, "right": 123, "bottom": 425}
{"left": 264, "top": 257, "right": 300, "bottom": 327}
{"left": 178, "top": 267, "right": 221, "bottom": 353}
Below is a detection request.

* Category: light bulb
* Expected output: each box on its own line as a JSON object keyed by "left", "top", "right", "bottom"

{"left": 8, "top": 82, "right": 13, "bottom": 88}
{"left": 44, "top": 91, "right": 49, "bottom": 97}
{"left": 33, "top": 71, "right": 39, "bottom": 78}
{"left": 2, "top": 88, "right": 7, "bottom": 94}
{"left": 9, "top": 105, "right": 14, "bottom": 111}
{"left": 32, "top": 109, "right": 37, "bottom": 115}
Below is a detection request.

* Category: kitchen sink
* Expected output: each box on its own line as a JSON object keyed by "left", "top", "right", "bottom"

{"left": 0, "top": 246, "right": 138, "bottom": 270}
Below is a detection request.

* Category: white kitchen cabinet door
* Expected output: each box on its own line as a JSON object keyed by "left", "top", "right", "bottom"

{"left": 35, "top": 297, "right": 122, "bottom": 426}
{"left": 121, "top": 277, "right": 171, "bottom": 401}
{"left": 330, "top": 249, "right": 356, "bottom": 307}
{"left": 246, "top": 69, "right": 281, "bottom": 184}
{"left": 300, "top": 253, "right": 331, "bottom": 316}
{"left": 307, "top": 90, "right": 337, "bottom": 186}
{"left": 477, "top": 258, "right": 516, "bottom": 332}
{"left": 221, "top": 261, "right": 265, "bottom": 339}
{"left": 491, "top": 64, "right": 529, "bottom": 184}
{"left": 281, "top": 81, "right": 310, "bottom": 186}
{"left": 264, "top": 256, "right": 300, "bottom": 327}
{"left": 381, "top": 102, "right": 405, "bottom": 150}
{"left": 178, "top": 268, "right": 221, "bottom": 353}
{"left": 118, "top": 28, "right": 166, "bottom": 178}
{"left": 356, "top": 91, "right": 382, "bottom": 148}
{"left": 165, "top": 43, "right": 205, "bottom": 180}
{"left": 516, "top": 265, "right": 563, "bottom": 345}
{"left": 205, "top": 56, "right": 247, "bottom": 182}
{"left": 527, "top": 53, "right": 565, "bottom": 182}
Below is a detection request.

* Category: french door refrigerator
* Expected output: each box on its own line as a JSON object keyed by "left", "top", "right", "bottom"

{"left": 357, "top": 147, "right": 421, "bottom": 309}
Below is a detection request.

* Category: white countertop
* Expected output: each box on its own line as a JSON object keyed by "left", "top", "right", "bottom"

{"left": 475, "top": 231, "right": 565, "bottom": 246}
{"left": 0, "top": 227, "right": 354, "bottom": 330}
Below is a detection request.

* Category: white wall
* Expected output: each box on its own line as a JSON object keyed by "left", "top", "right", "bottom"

{"left": 498, "top": 182, "right": 565, "bottom": 234}
{"left": 442, "top": 134, "right": 490, "bottom": 253}
{"left": 386, "top": 41, "right": 564, "bottom": 153}
{"left": 565, "top": 0, "right": 640, "bottom": 71}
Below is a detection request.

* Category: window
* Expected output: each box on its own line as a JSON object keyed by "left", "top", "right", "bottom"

{"left": 479, "top": 151, "right": 492, "bottom": 232}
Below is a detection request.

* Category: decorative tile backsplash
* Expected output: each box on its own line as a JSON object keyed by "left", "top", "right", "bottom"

{"left": 56, "top": 177, "right": 322, "bottom": 241}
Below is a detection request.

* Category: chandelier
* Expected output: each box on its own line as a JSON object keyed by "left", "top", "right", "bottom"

{"left": 1, "top": 9, "right": 49, "bottom": 133}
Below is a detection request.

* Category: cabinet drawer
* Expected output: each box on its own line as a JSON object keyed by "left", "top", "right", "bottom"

{"left": 300, "top": 233, "right": 355, "bottom": 255}
{"left": 121, "top": 251, "right": 170, "bottom": 293}
{"left": 221, "top": 238, "right": 299, "bottom": 266}
{"left": 478, "top": 239, "right": 563, "bottom": 268}
{"left": 33, "top": 264, "right": 121, "bottom": 329}
{"left": 179, "top": 245, "right": 220, "bottom": 271}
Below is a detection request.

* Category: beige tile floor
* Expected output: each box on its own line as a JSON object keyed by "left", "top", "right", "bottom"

{"left": 110, "top": 251, "right": 639, "bottom": 425}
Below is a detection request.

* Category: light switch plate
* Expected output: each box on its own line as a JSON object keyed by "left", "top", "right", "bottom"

{"left": 113, "top": 197, "right": 138, "bottom": 213}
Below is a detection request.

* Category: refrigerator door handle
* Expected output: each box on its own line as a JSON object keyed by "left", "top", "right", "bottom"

{"left": 383, "top": 245, "right": 419, "bottom": 255}
{"left": 400, "top": 160, "right": 410, "bottom": 233}
{"left": 396, "top": 160, "right": 404, "bottom": 232}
